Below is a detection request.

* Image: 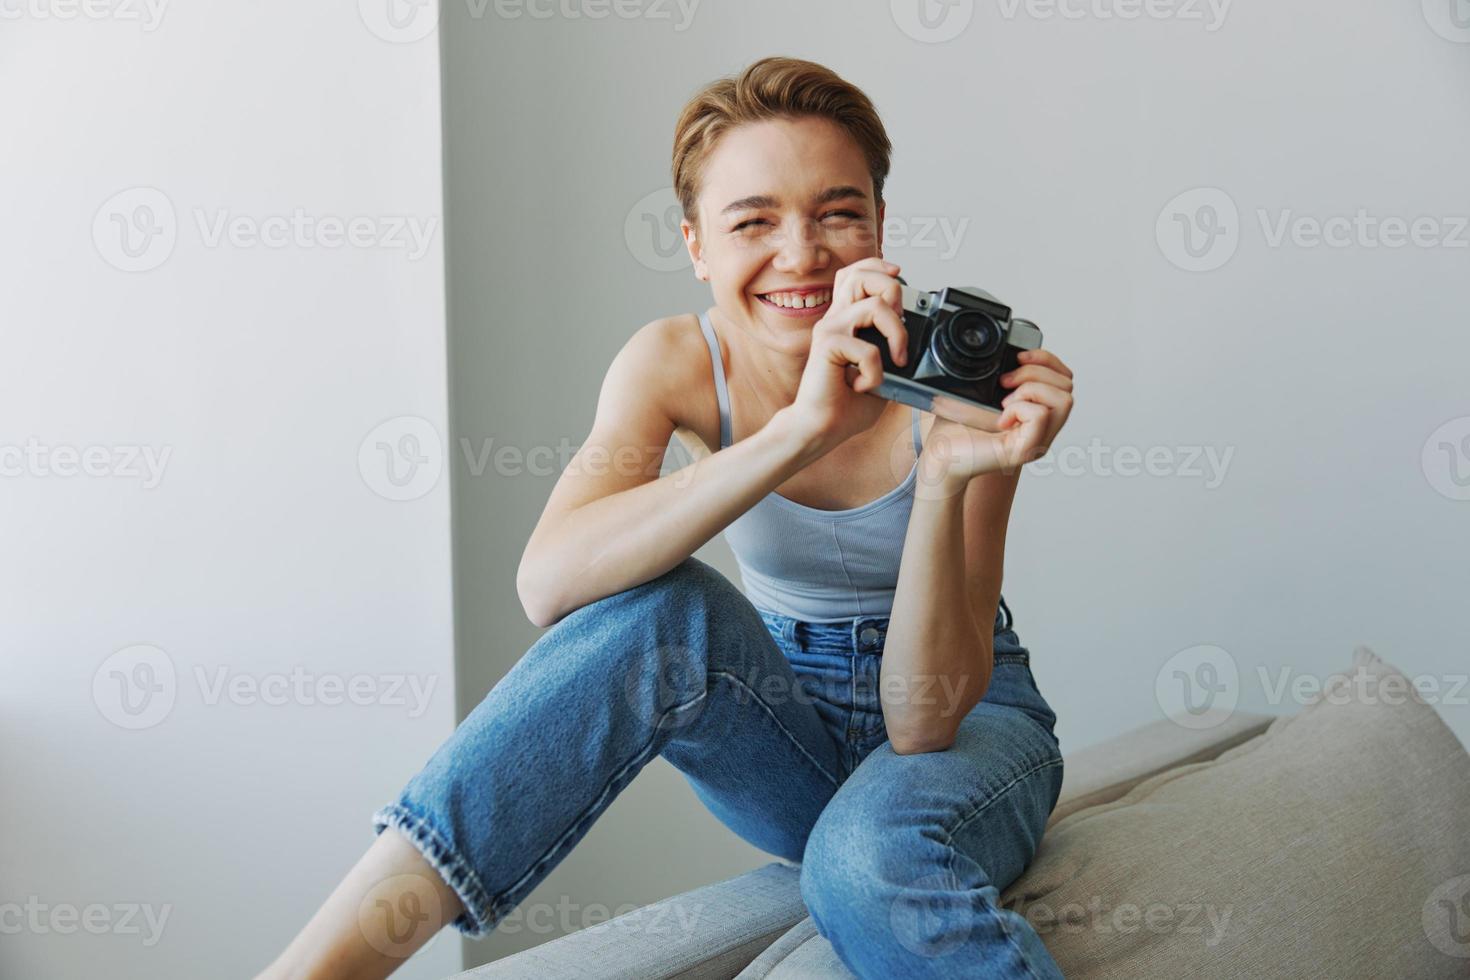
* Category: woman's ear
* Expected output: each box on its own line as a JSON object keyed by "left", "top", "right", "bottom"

{"left": 681, "top": 217, "right": 709, "bottom": 281}
{"left": 875, "top": 199, "right": 886, "bottom": 258}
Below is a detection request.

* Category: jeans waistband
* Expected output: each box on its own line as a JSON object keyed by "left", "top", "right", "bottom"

{"left": 759, "top": 595, "right": 1014, "bottom": 656}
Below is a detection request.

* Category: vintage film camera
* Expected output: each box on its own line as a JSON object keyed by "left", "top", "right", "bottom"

{"left": 855, "top": 283, "right": 1043, "bottom": 431}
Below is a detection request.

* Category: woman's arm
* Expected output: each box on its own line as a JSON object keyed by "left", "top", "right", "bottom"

{"left": 881, "top": 466, "right": 1018, "bottom": 753}
{"left": 880, "top": 347, "right": 1076, "bottom": 752}
{"left": 516, "top": 319, "right": 823, "bottom": 628}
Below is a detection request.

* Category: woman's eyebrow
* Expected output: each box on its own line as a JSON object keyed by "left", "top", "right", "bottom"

{"left": 720, "top": 185, "right": 869, "bottom": 216}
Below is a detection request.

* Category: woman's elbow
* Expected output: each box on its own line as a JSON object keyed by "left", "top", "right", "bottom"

{"left": 515, "top": 560, "right": 561, "bottom": 629}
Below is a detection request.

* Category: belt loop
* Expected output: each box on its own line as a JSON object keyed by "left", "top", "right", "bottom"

{"left": 784, "top": 618, "right": 797, "bottom": 645}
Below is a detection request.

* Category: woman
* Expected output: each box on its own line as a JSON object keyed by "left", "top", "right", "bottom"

{"left": 259, "top": 56, "right": 1076, "bottom": 980}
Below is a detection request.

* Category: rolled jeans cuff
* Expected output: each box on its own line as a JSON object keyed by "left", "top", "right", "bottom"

{"left": 371, "top": 801, "right": 498, "bottom": 938}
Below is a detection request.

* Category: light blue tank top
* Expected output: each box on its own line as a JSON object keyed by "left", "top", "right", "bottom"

{"left": 698, "top": 310, "right": 923, "bottom": 623}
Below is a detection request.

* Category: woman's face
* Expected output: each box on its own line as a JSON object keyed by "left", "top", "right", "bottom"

{"left": 682, "top": 115, "right": 885, "bottom": 353}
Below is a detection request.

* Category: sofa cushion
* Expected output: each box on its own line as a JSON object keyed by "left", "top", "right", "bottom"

{"left": 996, "top": 645, "right": 1470, "bottom": 979}
{"left": 737, "top": 646, "right": 1470, "bottom": 979}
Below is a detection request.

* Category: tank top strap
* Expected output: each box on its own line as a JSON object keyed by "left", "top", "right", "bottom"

{"left": 697, "top": 311, "right": 732, "bottom": 450}
{"left": 910, "top": 406, "right": 923, "bottom": 457}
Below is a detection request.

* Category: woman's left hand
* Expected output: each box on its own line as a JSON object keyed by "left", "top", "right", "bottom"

{"left": 917, "top": 348, "right": 1075, "bottom": 493}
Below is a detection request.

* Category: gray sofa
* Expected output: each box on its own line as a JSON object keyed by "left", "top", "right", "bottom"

{"left": 451, "top": 646, "right": 1470, "bottom": 979}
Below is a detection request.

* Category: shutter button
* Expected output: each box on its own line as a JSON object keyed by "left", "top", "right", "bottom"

{"left": 858, "top": 626, "right": 881, "bottom": 649}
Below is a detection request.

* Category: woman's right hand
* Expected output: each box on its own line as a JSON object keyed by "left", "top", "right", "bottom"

{"left": 784, "top": 257, "right": 911, "bottom": 457}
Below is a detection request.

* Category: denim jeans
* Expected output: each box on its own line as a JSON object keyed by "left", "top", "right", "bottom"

{"left": 373, "top": 556, "right": 1065, "bottom": 979}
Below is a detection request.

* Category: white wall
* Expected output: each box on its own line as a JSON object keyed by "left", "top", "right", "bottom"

{"left": 1, "top": 4, "right": 459, "bottom": 978}
{"left": 440, "top": 0, "right": 1470, "bottom": 969}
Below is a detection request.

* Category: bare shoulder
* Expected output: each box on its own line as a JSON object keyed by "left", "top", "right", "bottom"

{"left": 612, "top": 312, "right": 719, "bottom": 458}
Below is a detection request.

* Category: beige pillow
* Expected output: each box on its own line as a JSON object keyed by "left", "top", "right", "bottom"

{"left": 997, "top": 645, "right": 1470, "bottom": 979}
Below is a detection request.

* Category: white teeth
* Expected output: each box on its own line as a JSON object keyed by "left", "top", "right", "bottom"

{"left": 762, "top": 290, "right": 831, "bottom": 309}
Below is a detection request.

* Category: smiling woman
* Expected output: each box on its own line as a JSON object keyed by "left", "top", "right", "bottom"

{"left": 255, "top": 56, "right": 1073, "bottom": 980}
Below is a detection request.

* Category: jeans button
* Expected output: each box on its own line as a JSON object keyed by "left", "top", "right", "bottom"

{"left": 858, "top": 625, "right": 881, "bottom": 649}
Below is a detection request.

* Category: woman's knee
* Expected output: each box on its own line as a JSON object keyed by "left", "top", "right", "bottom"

{"left": 553, "top": 556, "right": 748, "bottom": 635}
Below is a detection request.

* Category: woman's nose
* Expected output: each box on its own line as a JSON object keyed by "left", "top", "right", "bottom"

{"left": 771, "top": 220, "right": 830, "bottom": 273}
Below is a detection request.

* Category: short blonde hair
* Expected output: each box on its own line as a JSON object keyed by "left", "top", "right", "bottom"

{"left": 671, "top": 56, "right": 892, "bottom": 229}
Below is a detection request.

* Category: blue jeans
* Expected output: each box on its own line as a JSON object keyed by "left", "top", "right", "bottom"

{"left": 372, "top": 556, "right": 1065, "bottom": 979}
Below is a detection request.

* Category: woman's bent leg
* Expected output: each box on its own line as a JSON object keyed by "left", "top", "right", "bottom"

{"left": 373, "top": 556, "right": 844, "bottom": 938}
{"left": 798, "top": 644, "right": 1066, "bottom": 979}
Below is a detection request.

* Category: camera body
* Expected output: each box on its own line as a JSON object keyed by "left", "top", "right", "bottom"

{"left": 855, "top": 284, "right": 1043, "bottom": 431}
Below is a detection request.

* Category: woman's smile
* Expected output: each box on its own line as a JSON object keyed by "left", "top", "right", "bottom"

{"left": 755, "top": 286, "right": 834, "bottom": 318}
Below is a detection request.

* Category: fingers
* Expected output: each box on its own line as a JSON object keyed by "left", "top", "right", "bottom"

{"left": 1015, "top": 347, "right": 1073, "bottom": 379}
{"left": 994, "top": 399, "right": 1050, "bottom": 462}
{"left": 821, "top": 332, "right": 886, "bottom": 392}
{"left": 822, "top": 295, "right": 908, "bottom": 366}
{"left": 999, "top": 363, "right": 1073, "bottom": 392}
{"left": 1000, "top": 380, "right": 1072, "bottom": 413}
{"left": 995, "top": 397, "right": 1048, "bottom": 431}
{"left": 832, "top": 258, "right": 904, "bottom": 319}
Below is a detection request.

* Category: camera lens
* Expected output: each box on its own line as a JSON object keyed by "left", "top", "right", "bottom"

{"left": 931, "top": 310, "right": 1003, "bottom": 379}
